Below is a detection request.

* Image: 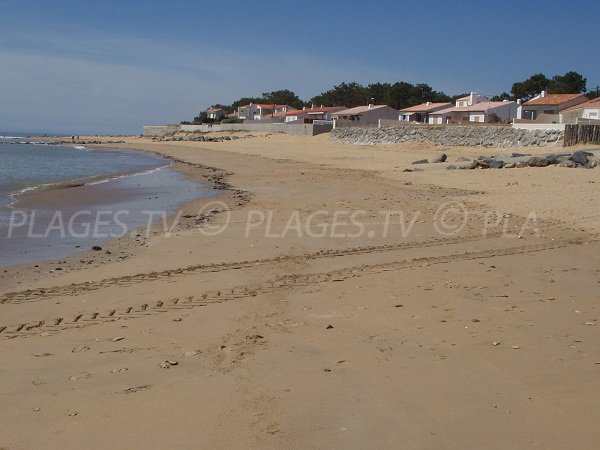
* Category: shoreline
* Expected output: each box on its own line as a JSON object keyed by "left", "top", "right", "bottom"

{"left": 0, "top": 145, "right": 236, "bottom": 278}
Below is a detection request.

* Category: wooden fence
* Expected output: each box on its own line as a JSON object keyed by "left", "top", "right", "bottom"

{"left": 563, "top": 124, "right": 600, "bottom": 147}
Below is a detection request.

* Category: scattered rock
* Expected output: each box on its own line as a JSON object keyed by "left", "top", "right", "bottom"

{"left": 558, "top": 160, "right": 578, "bottom": 168}
{"left": 122, "top": 385, "right": 151, "bottom": 394}
{"left": 412, "top": 159, "right": 428, "bottom": 165}
{"left": 91, "top": 245, "right": 102, "bottom": 251}
{"left": 526, "top": 156, "right": 549, "bottom": 167}
{"left": 456, "top": 156, "right": 471, "bottom": 162}
{"left": 112, "top": 336, "right": 125, "bottom": 342}
{"left": 326, "top": 324, "right": 335, "bottom": 329}
{"left": 430, "top": 153, "right": 447, "bottom": 163}
{"left": 159, "top": 360, "right": 179, "bottom": 369}
{"left": 570, "top": 150, "right": 590, "bottom": 165}
{"left": 492, "top": 341, "right": 501, "bottom": 346}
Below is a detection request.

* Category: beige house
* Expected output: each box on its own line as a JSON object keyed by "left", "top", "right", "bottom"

{"left": 399, "top": 102, "right": 452, "bottom": 123}
{"left": 332, "top": 104, "right": 399, "bottom": 127}
{"left": 428, "top": 92, "right": 518, "bottom": 124}
{"left": 518, "top": 92, "right": 587, "bottom": 121}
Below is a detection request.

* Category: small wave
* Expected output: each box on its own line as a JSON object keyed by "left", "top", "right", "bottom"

{"left": 0, "top": 135, "right": 25, "bottom": 139}
{"left": 7, "top": 163, "right": 172, "bottom": 207}
{"left": 87, "top": 164, "right": 170, "bottom": 186}
{"left": 73, "top": 145, "right": 87, "bottom": 150}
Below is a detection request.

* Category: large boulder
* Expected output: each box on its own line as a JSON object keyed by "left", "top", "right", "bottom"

{"left": 570, "top": 151, "right": 590, "bottom": 166}
{"left": 526, "top": 156, "right": 549, "bottom": 167}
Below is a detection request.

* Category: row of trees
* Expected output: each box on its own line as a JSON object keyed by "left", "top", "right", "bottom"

{"left": 492, "top": 71, "right": 589, "bottom": 101}
{"left": 189, "top": 71, "right": 595, "bottom": 124}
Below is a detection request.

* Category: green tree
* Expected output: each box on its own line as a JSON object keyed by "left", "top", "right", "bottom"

{"left": 491, "top": 92, "right": 513, "bottom": 101}
{"left": 310, "top": 82, "right": 371, "bottom": 108}
{"left": 261, "top": 89, "right": 304, "bottom": 109}
{"left": 547, "top": 71, "right": 587, "bottom": 94}
{"left": 511, "top": 73, "right": 550, "bottom": 101}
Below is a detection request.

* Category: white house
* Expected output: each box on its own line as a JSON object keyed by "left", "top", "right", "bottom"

{"left": 237, "top": 103, "right": 293, "bottom": 121}
{"left": 398, "top": 102, "right": 452, "bottom": 123}
{"left": 206, "top": 107, "right": 227, "bottom": 120}
{"left": 332, "top": 104, "right": 400, "bottom": 127}
{"left": 428, "top": 92, "right": 518, "bottom": 124}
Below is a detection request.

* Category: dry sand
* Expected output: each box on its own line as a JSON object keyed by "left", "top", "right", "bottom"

{"left": 1, "top": 133, "right": 599, "bottom": 449}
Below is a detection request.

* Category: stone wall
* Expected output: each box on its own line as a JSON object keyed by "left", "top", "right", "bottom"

{"left": 142, "top": 124, "right": 180, "bottom": 137}
{"left": 179, "top": 123, "right": 332, "bottom": 136}
{"left": 330, "top": 125, "right": 564, "bottom": 147}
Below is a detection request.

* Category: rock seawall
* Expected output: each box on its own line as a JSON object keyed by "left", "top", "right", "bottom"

{"left": 331, "top": 125, "right": 563, "bottom": 148}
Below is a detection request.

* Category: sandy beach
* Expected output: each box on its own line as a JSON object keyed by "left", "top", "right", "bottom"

{"left": 1, "top": 133, "right": 599, "bottom": 449}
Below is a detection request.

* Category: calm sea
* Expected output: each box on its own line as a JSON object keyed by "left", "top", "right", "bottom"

{"left": 0, "top": 136, "right": 214, "bottom": 266}
{"left": 0, "top": 137, "right": 168, "bottom": 217}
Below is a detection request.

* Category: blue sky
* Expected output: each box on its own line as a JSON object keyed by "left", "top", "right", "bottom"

{"left": 1, "top": 0, "right": 598, "bottom": 134}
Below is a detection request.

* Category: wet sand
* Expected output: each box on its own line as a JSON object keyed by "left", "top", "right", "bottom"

{"left": 0, "top": 133, "right": 599, "bottom": 449}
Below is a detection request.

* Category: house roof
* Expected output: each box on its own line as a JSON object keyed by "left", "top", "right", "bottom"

{"left": 523, "top": 93, "right": 586, "bottom": 107}
{"left": 207, "top": 108, "right": 225, "bottom": 113}
{"left": 284, "top": 106, "right": 346, "bottom": 116}
{"left": 431, "top": 101, "right": 516, "bottom": 115}
{"left": 563, "top": 97, "right": 600, "bottom": 111}
{"left": 239, "top": 103, "right": 290, "bottom": 109}
{"left": 332, "top": 105, "right": 392, "bottom": 116}
{"left": 456, "top": 95, "right": 470, "bottom": 101}
{"left": 399, "top": 102, "right": 452, "bottom": 113}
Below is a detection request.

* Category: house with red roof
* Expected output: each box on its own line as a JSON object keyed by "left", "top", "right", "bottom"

{"left": 428, "top": 92, "right": 518, "bottom": 124}
{"left": 518, "top": 91, "right": 587, "bottom": 121}
{"left": 206, "top": 107, "right": 227, "bottom": 120}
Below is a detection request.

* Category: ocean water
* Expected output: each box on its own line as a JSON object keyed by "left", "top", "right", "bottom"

{"left": 0, "top": 138, "right": 168, "bottom": 217}
{"left": 0, "top": 137, "right": 215, "bottom": 266}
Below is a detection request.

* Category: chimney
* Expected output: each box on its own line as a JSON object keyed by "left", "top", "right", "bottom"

{"left": 368, "top": 103, "right": 373, "bottom": 110}
{"left": 426, "top": 101, "right": 431, "bottom": 106}
{"left": 540, "top": 90, "right": 547, "bottom": 98}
